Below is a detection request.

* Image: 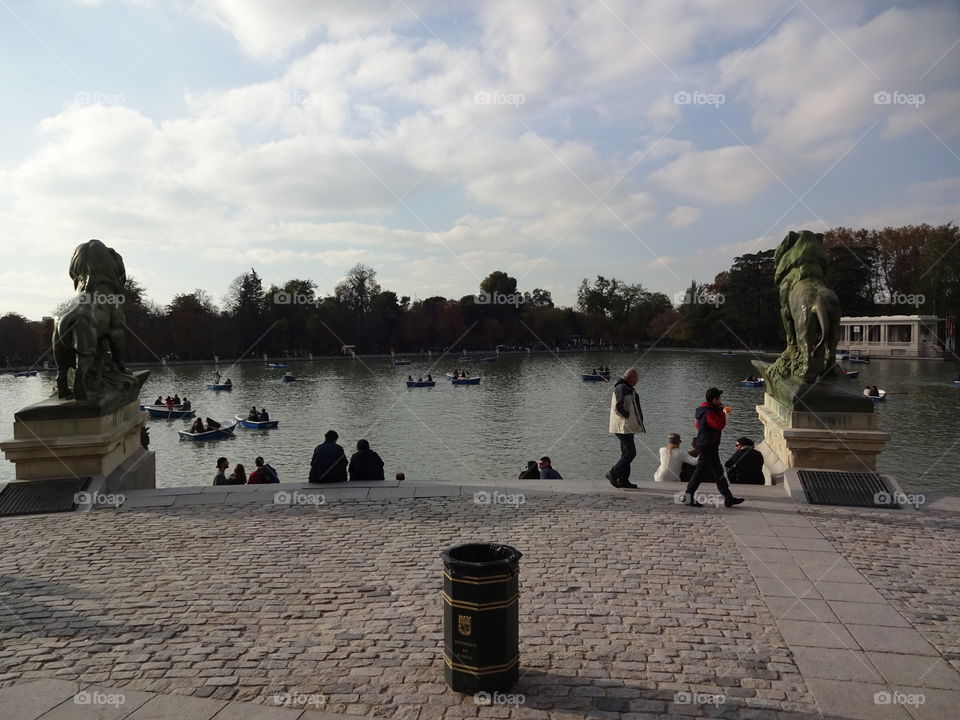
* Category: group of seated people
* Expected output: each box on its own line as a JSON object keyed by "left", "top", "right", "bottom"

{"left": 156, "top": 395, "right": 191, "bottom": 410}
{"left": 407, "top": 375, "right": 434, "bottom": 382}
{"left": 654, "top": 433, "right": 765, "bottom": 484}
{"left": 866, "top": 385, "right": 882, "bottom": 397}
{"left": 308, "top": 430, "right": 391, "bottom": 483}
{"left": 213, "top": 455, "right": 281, "bottom": 485}
{"left": 190, "top": 417, "right": 222, "bottom": 434}
{"left": 246, "top": 406, "right": 270, "bottom": 421}
{"left": 591, "top": 366, "right": 610, "bottom": 375}
{"left": 450, "top": 369, "right": 471, "bottom": 379}
{"left": 743, "top": 375, "right": 760, "bottom": 382}
{"left": 518, "top": 456, "right": 562, "bottom": 479}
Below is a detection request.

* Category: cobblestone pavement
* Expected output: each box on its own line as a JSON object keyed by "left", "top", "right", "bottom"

{"left": 0, "top": 486, "right": 957, "bottom": 719}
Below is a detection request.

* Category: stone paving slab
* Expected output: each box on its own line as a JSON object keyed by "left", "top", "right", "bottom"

{"left": 0, "top": 481, "right": 958, "bottom": 719}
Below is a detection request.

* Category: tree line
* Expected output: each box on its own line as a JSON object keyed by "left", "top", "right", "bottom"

{"left": 1, "top": 224, "right": 957, "bottom": 366}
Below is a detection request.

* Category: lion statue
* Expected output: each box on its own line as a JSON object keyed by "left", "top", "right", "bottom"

{"left": 53, "top": 239, "right": 131, "bottom": 400}
{"left": 766, "top": 230, "right": 841, "bottom": 384}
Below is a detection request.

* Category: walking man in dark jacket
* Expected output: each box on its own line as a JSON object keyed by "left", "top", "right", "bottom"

{"left": 683, "top": 387, "right": 744, "bottom": 507}
{"left": 309, "top": 430, "right": 348, "bottom": 483}
{"left": 606, "top": 368, "right": 645, "bottom": 489}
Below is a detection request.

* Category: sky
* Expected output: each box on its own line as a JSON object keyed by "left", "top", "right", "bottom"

{"left": 0, "top": 0, "right": 958, "bottom": 319}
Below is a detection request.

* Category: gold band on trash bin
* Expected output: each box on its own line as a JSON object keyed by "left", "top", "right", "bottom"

{"left": 443, "top": 571, "right": 515, "bottom": 585}
{"left": 443, "top": 652, "right": 519, "bottom": 675}
{"left": 441, "top": 591, "right": 518, "bottom": 611}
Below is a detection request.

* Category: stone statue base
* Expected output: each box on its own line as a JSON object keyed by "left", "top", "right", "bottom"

{"left": 0, "top": 379, "right": 155, "bottom": 492}
{"left": 756, "top": 392, "right": 890, "bottom": 474}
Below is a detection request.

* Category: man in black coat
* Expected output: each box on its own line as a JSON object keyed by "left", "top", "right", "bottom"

{"left": 348, "top": 439, "right": 385, "bottom": 481}
{"left": 725, "top": 437, "right": 765, "bottom": 484}
{"left": 309, "top": 430, "right": 348, "bottom": 483}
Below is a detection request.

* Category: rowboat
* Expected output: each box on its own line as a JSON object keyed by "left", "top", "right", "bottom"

{"left": 836, "top": 350, "right": 850, "bottom": 360}
{"left": 393, "top": 360, "right": 411, "bottom": 366}
{"left": 207, "top": 383, "right": 233, "bottom": 390}
{"left": 406, "top": 380, "right": 436, "bottom": 387}
{"left": 234, "top": 414, "right": 279, "bottom": 429}
{"left": 14, "top": 371, "right": 37, "bottom": 377}
{"left": 849, "top": 356, "right": 870, "bottom": 364}
{"left": 480, "top": 356, "right": 497, "bottom": 362}
{"left": 720, "top": 352, "right": 736, "bottom": 357}
{"left": 582, "top": 374, "right": 607, "bottom": 382}
{"left": 843, "top": 370, "right": 860, "bottom": 379}
{"left": 739, "top": 379, "right": 764, "bottom": 388}
{"left": 178, "top": 422, "right": 237, "bottom": 440}
{"left": 863, "top": 388, "right": 886, "bottom": 401}
{"left": 144, "top": 405, "right": 196, "bottom": 419}
{"left": 597, "top": 370, "right": 611, "bottom": 377}
{"left": 451, "top": 377, "right": 481, "bottom": 385}
{"left": 281, "top": 374, "right": 297, "bottom": 382}
{"left": 267, "top": 363, "right": 287, "bottom": 369}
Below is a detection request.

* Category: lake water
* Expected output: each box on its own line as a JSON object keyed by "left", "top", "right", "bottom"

{"left": 0, "top": 351, "right": 957, "bottom": 493}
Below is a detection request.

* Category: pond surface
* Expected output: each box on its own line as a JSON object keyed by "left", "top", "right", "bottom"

{"left": 0, "top": 351, "right": 956, "bottom": 493}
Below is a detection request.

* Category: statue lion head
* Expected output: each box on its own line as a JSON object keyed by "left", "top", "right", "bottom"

{"left": 69, "top": 239, "right": 126, "bottom": 293}
{"left": 774, "top": 230, "right": 828, "bottom": 286}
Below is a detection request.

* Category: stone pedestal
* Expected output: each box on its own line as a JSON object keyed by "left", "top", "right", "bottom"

{"left": 0, "top": 396, "right": 155, "bottom": 492}
{"left": 757, "top": 392, "right": 890, "bottom": 473}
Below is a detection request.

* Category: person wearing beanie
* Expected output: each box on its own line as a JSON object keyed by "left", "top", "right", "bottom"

{"left": 682, "top": 387, "right": 744, "bottom": 508}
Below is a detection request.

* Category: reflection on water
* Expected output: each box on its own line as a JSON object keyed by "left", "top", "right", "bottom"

{"left": 0, "top": 351, "right": 956, "bottom": 493}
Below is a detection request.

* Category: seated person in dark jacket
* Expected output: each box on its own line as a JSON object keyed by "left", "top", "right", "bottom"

{"left": 725, "top": 437, "right": 765, "bottom": 484}
{"left": 518, "top": 460, "right": 539, "bottom": 479}
{"left": 258, "top": 408, "right": 269, "bottom": 421}
{"left": 538, "top": 456, "right": 562, "bottom": 479}
{"left": 348, "top": 439, "right": 385, "bottom": 481}
{"left": 309, "top": 430, "right": 348, "bottom": 483}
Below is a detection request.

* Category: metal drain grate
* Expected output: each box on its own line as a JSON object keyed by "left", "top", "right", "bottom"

{"left": 0, "top": 477, "right": 91, "bottom": 517}
{"left": 796, "top": 470, "right": 896, "bottom": 508}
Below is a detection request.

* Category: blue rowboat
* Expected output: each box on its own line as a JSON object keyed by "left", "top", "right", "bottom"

{"left": 14, "top": 370, "right": 37, "bottom": 377}
{"left": 843, "top": 370, "right": 860, "bottom": 379}
{"left": 145, "top": 405, "right": 196, "bottom": 419}
{"left": 406, "top": 380, "right": 436, "bottom": 387}
{"left": 452, "top": 377, "right": 480, "bottom": 385}
{"left": 207, "top": 383, "right": 233, "bottom": 390}
{"left": 720, "top": 352, "right": 736, "bottom": 357}
{"left": 267, "top": 363, "right": 287, "bottom": 369}
{"left": 178, "top": 421, "right": 237, "bottom": 440}
{"left": 582, "top": 374, "right": 607, "bottom": 382}
{"left": 234, "top": 414, "right": 279, "bottom": 429}
{"left": 281, "top": 375, "right": 297, "bottom": 382}
{"left": 863, "top": 388, "right": 886, "bottom": 402}
{"left": 393, "top": 360, "right": 411, "bottom": 366}
{"left": 739, "top": 380, "right": 764, "bottom": 388}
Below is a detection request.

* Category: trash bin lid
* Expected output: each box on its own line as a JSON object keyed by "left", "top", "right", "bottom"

{"left": 441, "top": 543, "right": 522, "bottom": 575}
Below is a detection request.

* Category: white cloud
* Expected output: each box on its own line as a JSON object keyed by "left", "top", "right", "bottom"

{"left": 665, "top": 205, "right": 702, "bottom": 229}
{"left": 651, "top": 145, "right": 779, "bottom": 204}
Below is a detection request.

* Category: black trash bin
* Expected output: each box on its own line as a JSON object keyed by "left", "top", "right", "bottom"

{"left": 441, "top": 542, "right": 522, "bottom": 693}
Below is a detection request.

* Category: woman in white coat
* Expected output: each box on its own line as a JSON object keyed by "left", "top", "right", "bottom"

{"left": 654, "top": 433, "right": 698, "bottom": 482}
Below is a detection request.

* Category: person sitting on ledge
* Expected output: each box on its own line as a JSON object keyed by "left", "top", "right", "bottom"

{"left": 538, "top": 456, "right": 562, "bottom": 479}
{"left": 247, "top": 405, "right": 259, "bottom": 421}
{"left": 725, "top": 437, "right": 765, "bottom": 485}
{"left": 228, "top": 463, "right": 246, "bottom": 485}
{"left": 248, "top": 456, "right": 280, "bottom": 484}
{"left": 258, "top": 408, "right": 269, "bottom": 421}
{"left": 212, "top": 456, "right": 229, "bottom": 485}
{"left": 349, "top": 439, "right": 385, "bottom": 481}
{"left": 518, "top": 460, "right": 539, "bottom": 479}
{"left": 654, "top": 433, "right": 698, "bottom": 483}
{"left": 309, "top": 430, "right": 348, "bottom": 483}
